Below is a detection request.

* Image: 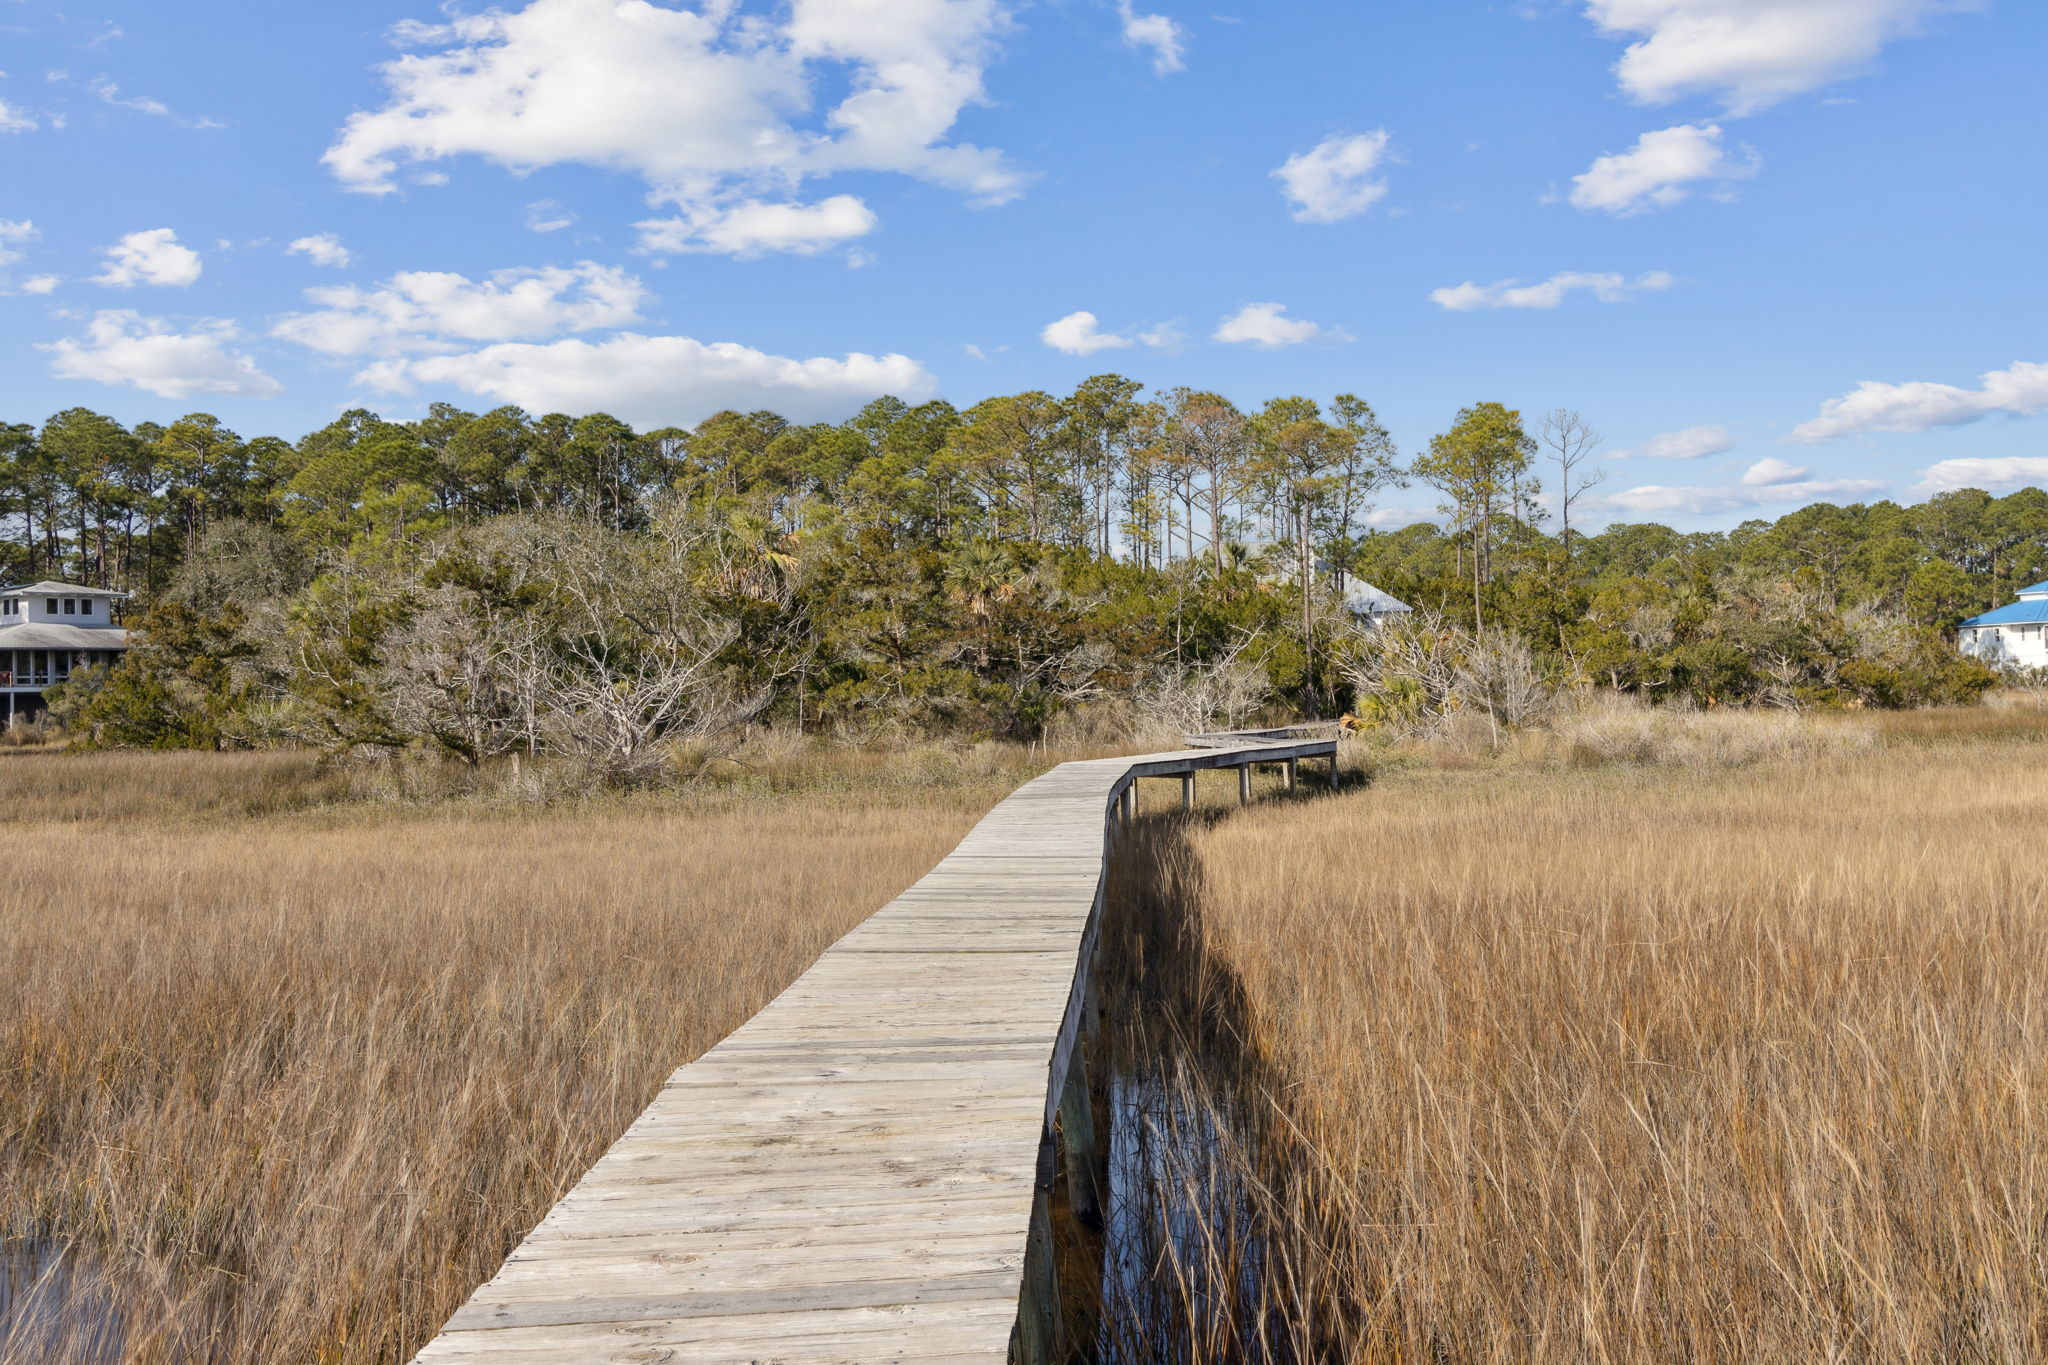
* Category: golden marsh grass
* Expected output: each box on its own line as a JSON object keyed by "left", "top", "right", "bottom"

{"left": 0, "top": 746, "right": 1054, "bottom": 1364}
{"left": 1160, "top": 711, "right": 2048, "bottom": 1361}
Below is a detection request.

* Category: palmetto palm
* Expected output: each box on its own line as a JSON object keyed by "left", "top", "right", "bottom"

{"left": 947, "top": 540, "right": 1018, "bottom": 669}
{"left": 947, "top": 540, "right": 1018, "bottom": 622}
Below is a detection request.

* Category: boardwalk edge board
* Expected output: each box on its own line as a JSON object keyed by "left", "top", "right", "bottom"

{"left": 410, "top": 731, "right": 1339, "bottom": 1365}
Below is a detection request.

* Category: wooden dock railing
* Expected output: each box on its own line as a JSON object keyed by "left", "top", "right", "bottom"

{"left": 410, "top": 734, "right": 1339, "bottom": 1364}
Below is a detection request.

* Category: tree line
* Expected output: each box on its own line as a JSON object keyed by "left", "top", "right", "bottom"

{"left": 0, "top": 382, "right": 1406, "bottom": 591}
{"left": 0, "top": 381, "right": 2023, "bottom": 774}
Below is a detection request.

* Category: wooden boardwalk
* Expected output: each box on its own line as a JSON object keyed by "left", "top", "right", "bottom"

{"left": 411, "top": 737, "right": 1337, "bottom": 1365}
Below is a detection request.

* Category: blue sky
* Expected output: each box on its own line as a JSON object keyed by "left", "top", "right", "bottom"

{"left": 0, "top": 0, "right": 2041, "bottom": 529}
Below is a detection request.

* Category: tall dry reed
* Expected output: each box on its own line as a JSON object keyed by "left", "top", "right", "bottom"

{"left": 1154, "top": 712, "right": 2048, "bottom": 1362}
{"left": 0, "top": 748, "right": 1037, "bottom": 1364}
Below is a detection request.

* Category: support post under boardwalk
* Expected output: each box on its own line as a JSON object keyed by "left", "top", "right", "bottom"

{"left": 1285, "top": 756, "right": 1299, "bottom": 791}
{"left": 1180, "top": 772, "right": 1194, "bottom": 811}
{"left": 1238, "top": 763, "right": 1252, "bottom": 806}
{"left": 1058, "top": 1042, "right": 1102, "bottom": 1227}
{"left": 408, "top": 735, "right": 1338, "bottom": 1365}
{"left": 1014, "top": 1143, "right": 1060, "bottom": 1365}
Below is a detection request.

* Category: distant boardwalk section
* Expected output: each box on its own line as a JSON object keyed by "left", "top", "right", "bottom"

{"left": 411, "top": 734, "right": 1337, "bottom": 1364}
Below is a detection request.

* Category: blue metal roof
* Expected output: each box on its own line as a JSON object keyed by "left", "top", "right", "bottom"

{"left": 2018, "top": 579, "right": 2048, "bottom": 597}
{"left": 1961, "top": 600, "right": 2048, "bottom": 627}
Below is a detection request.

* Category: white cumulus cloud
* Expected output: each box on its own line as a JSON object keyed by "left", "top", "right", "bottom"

{"left": 92, "top": 228, "right": 203, "bottom": 288}
{"left": 636, "top": 195, "right": 879, "bottom": 257}
{"left": 1430, "top": 269, "right": 1673, "bottom": 311}
{"left": 1585, "top": 0, "right": 1978, "bottom": 116}
{"left": 1912, "top": 457, "right": 2048, "bottom": 497}
{"left": 1213, "top": 302, "right": 1345, "bottom": 349}
{"left": 44, "top": 311, "right": 281, "bottom": 399}
{"left": 1041, "top": 311, "right": 1184, "bottom": 355}
{"left": 1740, "top": 455, "right": 1809, "bottom": 486}
{"left": 1611, "top": 424, "right": 1734, "bottom": 460}
{"left": 87, "top": 77, "right": 171, "bottom": 120}
{"left": 1569, "top": 123, "right": 1758, "bottom": 215}
{"left": 323, "top": 0, "right": 1020, "bottom": 256}
{"left": 21, "top": 275, "right": 59, "bottom": 295}
{"left": 0, "top": 99, "right": 36, "bottom": 133}
{"left": 1790, "top": 361, "right": 2048, "bottom": 442}
{"left": 526, "top": 200, "right": 577, "bottom": 233}
{"left": 1041, "top": 311, "right": 1132, "bottom": 357}
{"left": 1136, "top": 320, "right": 1187, "bottom": 349}
{"left": 362, "top": 334, "right": 936, "bottom": 429}
{"left": 0, "top": 219, "right": 37, "bottom": 268}
{"left": 1274, "top": 130, "right": 1391, "bottom": 224}
{"left": 1116, "top": 0, "right": 1186, "bottom": 75}
{"left": 273, "top": 262, "right": 649, "bottom": 358}
{"left": 1366, "top": 505, "right": 1444, "bottom": 529}
{"left": 1600, "top": 474, "right": 1884, "bottom": 517}
{"left": 287, "top": 233, "right": 353, "bottom": 268}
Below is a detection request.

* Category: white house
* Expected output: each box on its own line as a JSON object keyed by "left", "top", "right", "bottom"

{"left": 1342, "top": 579, "right": 1413, "bottom": 626}
{"left": 0, "top": 581, "right": 131, "bottom": 720}
{"left": 1959, "top": 579, "right": 2048, "bottom": 669}
{"left": 1242, "top": 540, "right": 1412, "bottom": 628}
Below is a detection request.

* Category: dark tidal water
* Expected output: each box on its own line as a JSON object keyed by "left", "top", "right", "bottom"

{"left": 0, "top": 1241, "right": 129, "bottom": 1364}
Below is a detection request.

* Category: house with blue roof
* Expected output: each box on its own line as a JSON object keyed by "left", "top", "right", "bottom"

{"left": 1959, "top": 579, "right": 2048, "bottom": 668}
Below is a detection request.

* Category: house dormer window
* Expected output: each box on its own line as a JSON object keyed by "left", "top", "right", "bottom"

{"left": 61, "top": 599, "right": 74, "bottom": 615}
{"left": 44, "top": 599, "right": 56, "bottom": 614}
{"left": 78, "top": 600, "right": 91, "bottom": 617}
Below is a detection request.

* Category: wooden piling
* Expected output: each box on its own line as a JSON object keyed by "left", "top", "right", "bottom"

{"left": 1014, "top": 1148, "right": 1060, "bottom": 1365}
{"left": 1057, "top": 1043, "right": 1103, "bottom": 1228}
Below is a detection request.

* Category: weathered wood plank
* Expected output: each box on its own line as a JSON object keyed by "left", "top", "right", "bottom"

{"left": 415, "top": 1300, "right": 1021, "bottom": 1362}
{"left": 409, "top": 737, "right": 1335, "bottom": 1365}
